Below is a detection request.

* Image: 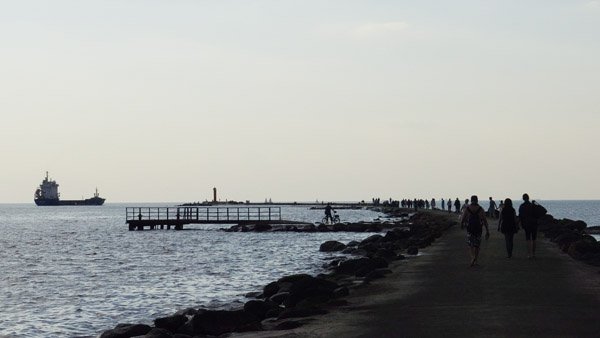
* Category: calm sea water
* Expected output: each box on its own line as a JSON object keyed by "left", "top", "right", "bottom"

{"left": 0, "top": 204, "right": 385, "bottom": 337}
{"left": 1, "top": 201, "right": 598, "bottom": 337}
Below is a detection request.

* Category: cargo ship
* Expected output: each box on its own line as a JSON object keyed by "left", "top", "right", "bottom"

{"left": 34, "top": 172, "right": 105, "bottom": 206}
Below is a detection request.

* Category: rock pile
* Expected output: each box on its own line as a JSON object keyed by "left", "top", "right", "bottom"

{"left": 539, "top": 215, "right": 600, "bottom": 266}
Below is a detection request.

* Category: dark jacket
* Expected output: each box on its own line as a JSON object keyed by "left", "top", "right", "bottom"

{"left": 500, "top": 206, "right": 518, "bottom": 234}
{"left": 519, "top": 201, "right": 536, "bottom": 228}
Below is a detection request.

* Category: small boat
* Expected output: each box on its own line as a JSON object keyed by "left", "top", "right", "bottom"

{"left": 34, "top": 172, "right": 105, "bottom": 206}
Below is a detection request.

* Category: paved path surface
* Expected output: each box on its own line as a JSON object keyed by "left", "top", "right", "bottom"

{"left": 236, "top": 211, "right": 600, "bottom": 338}
{"left": 352, "top": 213, "right": 600, "bottom": 337}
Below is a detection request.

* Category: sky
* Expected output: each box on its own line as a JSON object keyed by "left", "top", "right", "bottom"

{"left": 1, "top": 0, "right": 599, "bottom": 203}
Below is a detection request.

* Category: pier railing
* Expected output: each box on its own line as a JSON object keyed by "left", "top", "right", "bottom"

{"left": 126, "top": 206, "right": 282, "bottom": 223}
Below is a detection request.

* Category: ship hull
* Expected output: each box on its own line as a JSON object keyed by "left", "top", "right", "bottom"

{"left": 35, "top": 197, "right": 105, "bottom": 206}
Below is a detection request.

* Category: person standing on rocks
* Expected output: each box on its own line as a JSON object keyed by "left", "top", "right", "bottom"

{"left": 499, "top": 198, "right": 518, "bottom": 258}
{"left": 324, "top": 203, "right": 335, "bottom": 224}
{"left": 460, "top": 195, "right": 490, "bottom": 267}
{"left": 447, "top": 199, "right": 452, "bottom": 213}
{"left": 441, "top": 198, "right": 445, "bottom": 211}
{"left": 519, "top": 193, "right": 537, "bottom": 258}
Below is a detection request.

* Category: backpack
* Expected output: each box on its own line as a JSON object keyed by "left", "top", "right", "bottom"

{"left": 532, "top": 201, "right": 547, "bottom": 219}
{"left": 466, "top": 206, "right": 482, "bottom": 235}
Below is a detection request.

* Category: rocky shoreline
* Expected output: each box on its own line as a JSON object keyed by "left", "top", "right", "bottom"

{"left": 538, "top": 214, "right": 600, "bottom": 266}
{"left": 99, "top": 208, "right": 455, "bottom": 338}
{"left": 99, "top": 209, "right": 599, "bottom": 338}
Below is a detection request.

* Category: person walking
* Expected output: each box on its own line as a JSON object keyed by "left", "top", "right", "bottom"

{"left": 498, "top": 198, "right": 518, "bottom": 258}
{"left": 447, "top": 199, "right": 452, "bottom": 213}
{"left": 460, "top": 195, "right": 490, "bottom": 267}
{"left": 460, "top": 199, "right": 469, "bottom": 229}
{"left": 454, "top": 198, "right": 461, "bottom": 214}
{"left": 431, "top": 198, "right": 436, "bottom": 210}
{"left": 488, "top": 197, "right": 498, "bottom": 218}
{"left": 441, "top": 198, "right": 445, "bottom": 211}
{"left": 519, "top": 193, "right": 537, "bottom": 258}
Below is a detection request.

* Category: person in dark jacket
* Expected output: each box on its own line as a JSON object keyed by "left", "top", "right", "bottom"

{"left": 519, "top": 193, "right": 537, "bottom": 258}
{"left": 499, "top": 198, "right": 518, "bottom": 258}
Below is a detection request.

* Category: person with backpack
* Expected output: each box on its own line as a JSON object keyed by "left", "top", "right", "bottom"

{"left": 460, "top": 195, "right": 490, "bottom": 267}
{"left": 499, "top": 198, "right": 518, "bottom": 258}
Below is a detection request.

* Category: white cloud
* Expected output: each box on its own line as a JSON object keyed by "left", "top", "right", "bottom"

{"left": 352, "top": 21, "right": 409, "bottom": 39}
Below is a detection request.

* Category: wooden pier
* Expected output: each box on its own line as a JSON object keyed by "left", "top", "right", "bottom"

{"left": 126, "top": 206, "right": 286, "bottom": 230}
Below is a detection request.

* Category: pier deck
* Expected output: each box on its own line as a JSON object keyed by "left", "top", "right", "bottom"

{"left": 126, "top": 206, "right": 291, "bottom": 230}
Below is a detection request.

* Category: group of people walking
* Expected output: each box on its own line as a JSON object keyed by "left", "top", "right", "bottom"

{"left": 459, "top": 193, "right": 541, "bottom": 267}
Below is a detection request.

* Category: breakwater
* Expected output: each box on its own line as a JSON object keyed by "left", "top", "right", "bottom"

{"left": 99, "top": 210, "right": 456, "bottom": 337}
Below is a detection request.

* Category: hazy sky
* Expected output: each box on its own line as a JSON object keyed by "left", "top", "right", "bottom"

{"left": 1, "top": 0, "right": 599, "bottom": 203}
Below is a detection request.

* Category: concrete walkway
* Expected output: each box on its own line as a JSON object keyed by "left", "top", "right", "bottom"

{"left": 236, "top": 211, "right": 600, "bottom": 338}
{"left": 350, "top": 212, "right": 600, "bottom": 337}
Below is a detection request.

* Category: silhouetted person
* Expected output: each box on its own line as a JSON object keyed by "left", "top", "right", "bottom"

{"left": 447, "top": 199, "right": 452, "bottom": 213}
{"left": 460, "top": 199, "right": 469, "bottom": 228}
{"left": 454, "top": 198, "right": 461, "bottom": 214}
{"left": 324, "top": 203, "right": 334, "bottom": 223}
{"left": 488, "top": 197, "right": 498, "bottom": 219}
{"left": 460, "top": 195, "right": 489, "bottom": 267}
{"left": 519, "top": 193, "right": 537, "bottom": 258}
{"left": 431, "top": 198, "right": 436, "bottom": 210}
{"left": 499, "top": 198, "right": 518, "bottom": 258}
{"left": 441, "top": 198, "right": 445, "bottom": 211}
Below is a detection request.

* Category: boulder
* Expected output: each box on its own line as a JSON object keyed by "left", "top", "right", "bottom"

{"left": 100, "top": 324, "right": 152, "bottom": 338}
{"left": 142, "top": 328, "right": 174, "bottom": 338}
{"left": 253, "top": 223, "right": 272, "bottom": 232}
{"left": 374, "top": 248, "right": 397, "bottom": 262}
{"left": 269, "top": 292, "right": 289, "bottom": 305}
{"left": 332, "top": 223, "right": 348, "bottom": 231}
{"left": 346, "top": 240, "right": 360, "bottom": 247}
{"left": 263, "top": 281, "right": 279, "bottom": 299}
{"left": 347, "top": 223, "right": 367, "bottom": 232}
{"left": 154, "top": 314, "right": 187, "bottom": 333}
{"left": 360, "top": 234, "right": 384, "bottom": 245}
{"left": 186, "top": 309, "right": 261, "bottom": 335}
{"left": 567, "top": 239, "right": 600, "bottom": 260}
{"left": 173, "top": 308, "right": 198, "bottom": 317}
{"left": 264, "top": 306, "right": 285, "bottom": 319}
{"left": 277, "top": 274, "right": 313, "bottom": 284}
{"left": 282, "top": 276, "right": 339, "bottom": 308}
{"left": 406, "top": 246, "right": 419, "bottom": 255}
{"left": 244, "top": 300, "right": 282, "bottom": 320}
{"left": 336, "top": 257, "right": 388, "bottom": 276}
{"left": 553, "top": 231, "right": 582, "bottom": 252}
{"left": 319, "top": 240, "right": 347, "bottom": 252}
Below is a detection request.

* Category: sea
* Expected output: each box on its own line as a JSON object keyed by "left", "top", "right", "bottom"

{"left": 0, "top": 200, "right": 598, "bottom": 337}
